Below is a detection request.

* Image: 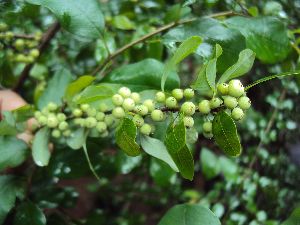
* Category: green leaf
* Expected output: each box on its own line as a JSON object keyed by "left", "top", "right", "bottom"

{"left": 206, "top": 58, "right": 217, "bottom": 91}
{"left": 150, "top": 158, "right": 176, "bottom": 187}
{"left": 64, "top": 75, "right": 95, "bottom": 103}
{"left": 200, "top": 148, "right": 220, "bottom": 180}
{"left": 26, "top": 0, "right": 105, "bottom": 40}
{"left": 12, "top": 105, "right": 34, "bottom": 123}
{"left": 161, "top": 36, "right": 202, "bottom": 91}
{"left": 140, "top": 135, "right": 179, "bottom": 172}
{"left": 0, "top": 116, "right": 18, "bottom": 136}
{"left": 218, "top": 49, "right": 255, "bottom": 83}
{"left": 0, "top": 175, "right": 25, "bottom": 224}
{"left": 115, "top": 118, "right": 141, "bottom": 157}
{"left": 66, "top": 128, "right": 88, "bottom": 150}
{"left": 74, "top": 84, "right": 115, "bottom": 104}
{"left": 38, "top": 68, "right": 72, "bottom": 109}
{"left": 164, "top": 120, "right": 194, "bottom": 180}
{"left": 158, "top": 204, "right": 221, "bottom": 225}
{"left": 281, "top": 207, "right": 300, "bottom": 225}
{"left": 225, "top": 16, "right": 291, "bottom": 63}
{"left": 219, "top": 156, "right": 239, "bottom": 181}
{"left": 111, "top": 15, "right": 135, "bottom": 30}
{"left": 0, "top": 136, "right": 28, "bottom": 171}
{"left": 191, "top": 64, "right": 212, "bottom": 96}
{"left": 32, "top": 127, "right": 51, "bottom": 167}
{"left": 101, "top": 58, "right": 180, "bottom": 92}
{"left": 14, "top": 201, "right": 46, "bottom": 225}
{"left": 212, "top": 111, "right": 242, "bottom": 157}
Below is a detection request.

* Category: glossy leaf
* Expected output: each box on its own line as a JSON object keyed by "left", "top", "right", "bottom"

{"left": 115, "top": 118, "right": 141, "bottom": 157}
{"left": 158, "top": 204, "right": 221, "bottom": 225}
{"left": 26, "top": 0, "right": 105, "bottom": 40}
{"left": 161, "top": 36, "right": 202, "bottom": 91}
{"left": 14, "top": 201, "right": 46, "bottom": 225}
{"left": 191, "top": 64, "right": 212, "bottom": 96}
{"left": 75, "top": 84, "right": 115, "bottom": 104}
{"left": 212, "top": 111, "right": 242, "bottom": 157}
{"left": 102, "top": 58, "right": 180, "bottom": 92}
{"left": 200, "top": 148, "right": 220, "bottom": 180}
{"left": 0, "top": 136, "right": 28, "bottom": 171}
{"left": 32, "top": 127, "right": 51, "bottom": 167}
{"left": 12, "top": 105, "right": 34, "bottom": 122}
{"left": 140, "top": 135, "right": 179, "bottom": 172}
{"left": 206, "top": 58, "right": 217, "bottom": 91}
{"left": 66, "top": 128, "right": 88, "bottom": 150}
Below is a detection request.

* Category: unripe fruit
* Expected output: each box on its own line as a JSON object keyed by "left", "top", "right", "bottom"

{"left": 209, "top": 97, "right": 223, "bottom": 109}
{"left": 96, "top": 122, "right": 107, "bottom": 133}
{"left": 172, "top": 88, "right": 184, "bottom": 100}
{"left": 80, "top": 104, "right": 90, "bottom": 112}
{"left": 112, "top": 107, "right": 125, "bottom": 119}
{"left": 131, "top": 92, "right": 140, "bottom": 103}
{"left": 74, "top": 118, "right": 84, "bottom": 126}
{"left": 100, "top": 130, "right": 109, "bottom": 138}
{"left": 143, "top": 99, "right": 155, "bottom": 112}
{"left": 198, "top": 100, "right": 211, "bottom": 114}
{"left": 14, "top": 39, "right": 25, "bottom": 51}
{"left": 34, "top": 111, "right": 42, "bottom": 119}
{"left": 58, "top": 121, "right": 68, "bottom": 130}
{"left": 85, "top": 117, "right": 97, "bottom": 128}
{"left": 38, "top": 115, "right": 47, "bottom": 126}
{"left": 181, "top": 102, "right": 196, "bottom": 116}
{"left": 112, "top": 94, "right": 124, "bottom": 106}
{"left": 223, "top": 96, "right": 238, "bottom": 109}
{"left": 183, "top": 88, "right": 194, "bottom": 99}
{"left": 57, "top": 113, "right": 66, "bottom": 122}
{"left": 30, "top": 49, "right": 40, "bottom": 58}
{"left": 135, "top": 105, "right": 148, "bottom": 116}
{"left": 72, "top": 108, "right": 83, "bottom": 117}
{"left": 122, "top": 98, "right": 135, "bottom": 111}
{"left": 202, "top": 121, "right": 212, "bottom": 133}
{"left": 155, "top": 91, "right": 166, "bottom": 103}
{"left": 63, "top": 129, "right": 71, "bottom": 137}
{"left": 228, "top": 79, "right": 244, "bottom": 98}
{"left": 15, "top": 54, "right": 26, "bottom": 62}
{"left": 96, "top": 112, "right": 105, "bottom": 121}
{"left": 231, "top": 107, "right": 244, "bottom": 121}
{"left": 47, "top": 102, "right": 58, "bottom": 111}
{"left": 118, "top": 87, "right": 131, "bottom": 98}
{"left": 0, "top": 22, "right": 8, "bottom": 32}
{"left": 52, "top": 129, "right": 61, "bottom": 138}
{"left": 151, "top": 109, "right": 164, "bottom": 122}
{"left": 99, "top": 103, "right": 108, "bottom": 112}
{"left": 87, "top": 108, "right": 97, "bottom": 117}
{"left": 203, "top": 132, "right": 213, "bottom": 139}
{"left": 165, "top": 97, "right": 177, "bottom": 109}
{"left": 238, "top": 96, "right": 251, "bottom": 110}
{"left": 140, "top": 123, "right": 152, "bottom": 135}
{"left": 132, "top": 115, "right": 144, "bottom": 127}
{"left": 5, "top": 31, "right": 14, "bottom": 40}
{"left": 183, "top": 116, "right": 194, "bottom": 128}
{"left": 104, "top": 115, "right": 114, "bottom": 126}
{"left": 217, "top": 83, "right": 229, "bottom": 95}
{"left": 47, "top": 116, "right": 59, "bottom": 128}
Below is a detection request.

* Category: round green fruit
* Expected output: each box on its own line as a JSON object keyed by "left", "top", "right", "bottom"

{"left": 181, "top": 102, "right": 196, "bottom": 116}
{"left": 99, "top": 103, "right": 108, "bottom": 112}
{"left": 104, "top": 115, "right": 115, "bottom": 126}
{"left": 203, "top": 132, "right": 213, "bottom": 139}
{"left": 151, "top": 109, "right": 164, "bottom": 122}
{"left": 96, "top": 122, "right": 107, "bottom": 133}
{"left": 112, "top": 94, "right": 124, "bottom": 106}
{"left": 131, "top": 92, "right": 141, "bottom": 103}
{"left": 231, "top": 107, "right": 244, "bottom": 121}
{"left": 155, "top": 91, "right": 166, "bottom": 103}
{"left": 172, "top": 88, "right": 184, "bottom": 100}
{"left": 217, "top": 83, "right": 229, "bottom": 95}
{"left": 198, "top": 100, "right": 211, "bottom": 114}
{"left": 72, "top": 108, "right": 83, "bottom": 117}
{"left": 209, "top": 97, "right": 223, "bottom": 109}
{"left": 133, "top": 115, "right": 144, "bottom": 127}
{"left": 140, "top": 123, "right": 152, "bottom": 135}
{"left": 52, "top": 129, "right": 61, "bottom": 138}
{"left": 223, "top": 96, "right": 238, "bottom": 109}
{"left": 112, "top": 107, "right": 125, "bottom": 119}
{"left": 143, "top": 99, "right": 155, "bottom": 112}
{"left": 58, "top": 121, "right": 68, "bottom": 130}
{"left": 85, "top": 117, "right": 97, "bottom": 128}
{"left": 80, "top": 104, "right": 90, "bottom": 112}
{"left": 238, "top": 96, "right": 251, "bottom": 110}
{"left": 183, "top": 116, "right": 194, "bottom": 128}
{"left": 118, "top": 87, "right": 131, "bottom": 98}
{"left": 165, "top": 97, "right": 177, "bottom": 109}
{"left": 47, "top": 116, "right": 59, "bottom": 128}
{"left": 202, "top": 121, "right": 212, "bottom": 133}
{"left": 122, "top": 98, "right": 135, "bottom": 111}
{"left": 30, "top": 49, "right": 40, "bottom": 58}
{"left": 183, "top": 88, "right": 194, "bottom": 99}
{"left": 135, "top": 105, "right": 148, "bottom": 116}
{"left": 96, "top": 112, "right": 105, "bottom": 121}
{"left": 228, "top": 79, "right": 244, "bottom": 98}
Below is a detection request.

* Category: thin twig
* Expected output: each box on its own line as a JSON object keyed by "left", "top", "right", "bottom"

{"left": 13, "top": 34, "right": 36, "bottom": 40}
{"left": 13, "top": 22, "right": 61, "bottom": 93}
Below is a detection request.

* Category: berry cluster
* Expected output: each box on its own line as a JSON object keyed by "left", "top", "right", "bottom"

{"left": 0, "top": 22, "right": 41, "bottom": 64}
{"left": 33, "top": 79, "right": 251, "bottom": 141}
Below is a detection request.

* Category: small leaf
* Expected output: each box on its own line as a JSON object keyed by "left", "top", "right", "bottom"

{"left": 161, "top": 36, "right": 202, "bottom": 91}
{"left": 14, "top": 201, "right": 46, "bottom": 225}
{"left": 206, "top": 58, "right": 217, "bottom": 91}
{"left": 0, "top": 136, "right": 28, "bottom": 171}
{"left": 64, "top": 75, "right": 95, "bottom": 103}
{"left": 200, "top": 148, "right": 220, "bottom": 179}
{"left": 75, "top": 84, "right": 115, "bottom": 104}
{"left": 212, "top": 111, "right": 242, "bottom": 157}
{"left": 218, "top": 49, "right": 255, "bottom": 84}
{"left": 66, "top": 128, "right": 88, "bottom": 150}
{"left": 115, "top": 118, "right": 141, "bottom": 157}
{"left": 111, "top": 15, "right": 135, "bottom": 30}
{"left": 191, "top": 64, "right": 212, "bottom": 96}
{"left": 158, "top": 204, "right": 221, "bottom": 225}
{"left": 32, "top": 127, "right": 51, "bottom": 166}
{"left": 12, "top": 105, "right": 34, "bottom": 122}
{"left": 164, "top": 120, "right": 194, "bottom": 180}
{"left": 140, "top": 135, "right": 179, "bottom": 172}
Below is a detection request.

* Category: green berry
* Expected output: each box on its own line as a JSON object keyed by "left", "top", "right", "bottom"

{"left": 155, "top": 91, "right": 166, "bottom": 103}
{"left": 38, "top": 115, "right": 47, "bottom": 126}
{"left": 58, "top": 121, "right": 68, "bottom": 130}
{"left": 52, "top": 129, "right": 61, "bottom": 138}
{"left": 47, "top": 116, "right": 59, "bottom": 128}
{"left": 143, "top": 99, "right": 155, "bottom": 112}
{"left": 122, "top": 98, "right": 135, "bottom": 111}
{"left": 104, "top": 115, "right": 114, "bottom": 126}
{"left": 5, "top": 31, "right": 14, "bottom": 40}
{"left": 85, "top": 117, "right": 97, "bottom": 128}
{"left": 14, "top": 39, "right": 25, "bottom": 51}
{"left": 203, "top": 132, "right": 213, "bottom": 139}
{"left": 118, "top": 87, "right": 131, "bottom": 98}
{"left": 132, "top": 115, "right": 144, "bottom": 127}
{"left": 172, "top": 88, "right": 184, "bottom": 100}
{"left": 238, "top": 96, "right": 251, "bottom": 110}
{"left": 72, "top": 108, "right": 83, "bottom": 117}
{"left": 135, "top": 105, "right": 148, "bottom": 116}
{"left": 181, "top": 102, "right": 196, "bottom": 116}
{"left": 231, "top": 107, "right": 244, "bottom": 121}
{"left": 30, "top": 49, "right": 40, "bottom": 58}
{"left": 74, "top": 118, "right": 84, "bottom": 126}
{"left": 183, "top": 116, "right": 194, "bottom": 128}
{"left": 80, "top": 104, "right": 90, "bottom": 112}
{"left": 198, "top": 100, "right": 211, "bottom": 114}
{"left": 63, "top": 129, "right": 71, "bottom": 137}
{"left": 99, "top": 103, "right": 108, "bottom": 112}
{"left": 165, "top": 97, "right": 177, "bottom": 109}
{"left": 96, "top": 122, "right": 107, "bottom": 133}
{"left": 47, "top": 102, "right": 58, "bottom": 111}
{"left": 0, "top": 22, "right": 8, "bottom": 32}
{"left": 34, "top": 111, "right": 42, "bottom": 119}
{"left": 100, "top": 130, "right": 109, "bottom": 138}
{"left": 140, "top": 123, "right": 152, "bottom": 135}
{"left": 131, "top": 92, "right": 140, "bottom": 103}
{"left": 217, "top": 83, "right": 229, "bottom": 95}
{"left": 15, "top": 54, "right": 26, "bottom": 62}
{"left": 57, "top": 113, "right": 66, "bottom": 122}
{"left": 202, "top": 121, "right": 212, "bottom": 133}
{"left": 87, "top": 108, "right": 97, "bottom": 117}
{"left": 151, "top": 109, "right": 164, "bottom": 122}
{"left": 183, "top": 88, "right": 194, "bottom": 99}
{"left": 209, "top": 97, "right": 223, "bottom": 109}
{"left": 112, "top": 107, "right": 125, "bottom": 119}
{"left": 228, "top": 79, "right": 244, "bottom": 98}
{"left": 96, "top": 112, "right": 105, "bottom": 121}
{"left": 112, "top": 94, "right": 124, "bottom": 106}
{"left": 223, "top": 96, "right": 238, "bottom": 109}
